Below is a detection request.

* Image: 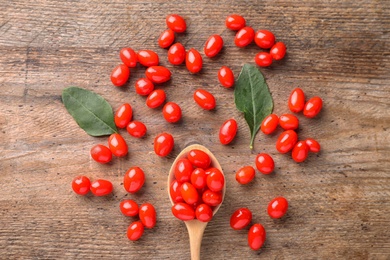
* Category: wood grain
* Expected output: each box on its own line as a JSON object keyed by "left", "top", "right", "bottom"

{"left": 0, "top": 0, "right": 389, "bottom": 259}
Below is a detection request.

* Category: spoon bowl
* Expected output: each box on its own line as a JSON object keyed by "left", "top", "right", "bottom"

{"left": 168, "top": 144, "right": 226, "bottom": 260}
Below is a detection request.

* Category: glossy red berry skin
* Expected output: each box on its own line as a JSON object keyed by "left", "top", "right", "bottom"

{"left": 202, "top": 189, "right": 222, "bottom": 207}
{"left": 303, "top": 97, "right": 323, "bottom": 118}
{"left": 276, "top": 130, "right": 298, "bottom": 154}
{"left": 255, "top": 153, "right": 275, "bottom": 174}
{"left": 170, "top": 180, "right": 183, "bottom": 203}
{"left": 172, "top": 203, "right": 195, "bottom": 221}
{"left": 225, "top": 14, "right": 246, "bottom": 30}
{"left": 115, "top": 103, "right": 133, "bottom": 128}
{"left": 174, "top": 158, "right": 193, "bottom": 183}
{"left": 292, "top": 141, "right": 309, "bottom": 163}
{"left": 120, "top": 48, "right": 137, "bottom": 68}
{"left": 234, "top": 26, "right": 255, "bottom": 47}
{"left": 72, "top": 176, "right": 91, "bottom": 195}
{"left": 135, "top": 78, "right": 154, "bottom": 96}
{"left": 145, "top": 66, "right": 171, "bottom": 84}
{"left": 230, "top": 208, "right": 252, "bottom": 230}
{"left": 163, "top": 102, "right": 182, "bottom": 123}
{"left": 204, "top": 35, "right": 224, "bottom": 58}
{"left": 218, "top": 66, "right": 234, "bottom": 88}
{"left": 127, "top": 221, "right": 144, "bottom": 241}
{"left": 180, "top": 182, "right": 199, "bottom": 205}
{"left": 248, "top": 224, "right": 266, "bottom": 250}
{"left": 254, "top": 30, "right": 275, "bottom": 49}
{"left": 235, "top": 166, "right": 255, "bottom": 185}
{"left": 193, "top": 89, "right": 216, "bottom": 110}
{"left": 270, "top": 42, "right": 287, "bottom": 60}
{"left": 190, "top": 168, "right": 207, "bottom": 189}
{"left": 120, "top": 200, "right": 139, "bottom": 217}
{"left": 166, "top": 14, "right": 186, "bottom": 33}
{"left": 124, "top": 167, "right": 145, "bottom": 193}
{"left": 137, "top": 50, "right": 159, "bottom": 67}
{"left": 146, "top": 89, "right": 166, "bottom": 108}
{"left": 111, "top": 64, "right": 130, "bottom": 87}
{"left": 139, "top": 203, "right": 156, "bottom": 229}
{"left": 255, "top": 52, "right": 273, "bottom": 67}
{"left": 168, "top": 43, "right": 186, "bottom": 65}
{"left": 219, "top": 119, "right": 238, "bottom": 145}
{"left": 206, "top": 168, "right": 225, "bottom": 192}
{"left": 267, "top": 197, "right": 288, "bottom": 219}
{"left": 154, "top": 132, "right": 174, "bottom": 157}
{"left": 288, "top": 88, "right": 305, "bottom": 113}
{"left": 195, "top": 204, "right": 213, "bottom": 222}
{"left": 188, "top": 149, "right": 211, "bottom": 169}
{"left": 305, "top": 138, "right": 321, "bottom": 153}
{"left": 186, "top": 48, "right": 203, "bottom": 73}
{"left": 158, "top": 28, "right": 175, "bottom": 49}
{"left": 279, "top": 114, "right": 299, "bottom": 130}
{"left": 261, "top": 114, "right": 279, "bottom": 135}
{"left": 90, "top": 179, "right": 113, "bottom": 196}
{"left": 127, "top": 121, "right": 147, "bottom": 138}
{"left": 90, "top": 144, "right": 112, "bottom": 164}
{"left": 108, "top": 133, "right": 128, "bottom": 157}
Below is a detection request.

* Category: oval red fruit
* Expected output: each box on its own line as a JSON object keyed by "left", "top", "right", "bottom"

{"left": 172, "top": 202, "right": 195, "bottom": 221}
{"left": 206, "top": 168, "right": 225, "bottom": 192}
{"left": 218, "top": 66, "right": 234, "bottom": 88}
{"left": 193, "top": 89, "right": 216, "bottom": 110}
{"left": 120, "top": 48, "right": 137, "bottom": 68}
{"left": 174, "top": 158, "right": 193, "bottom": 183}
{"left": 145, "top": 66, "right": 171, "bottom": 84}
{"left": 219, "top": 118, "right": 238, "bottom": 145}
{"left": 186, "top": 48, "right": 203, "bottom": 73}
{"left": 276, "top": 130, "right": 298, "bottom": 154}
{"left": 154, "top": 132, "right": 174, "bottom": 157}
{"left": 146, "top": 89, "right": 166, "bottom": 108}
{"left": 166, "top": 14, "right": 186, "bottom": 33}
{"left": 305, "top": 138, "right": 321, "bottom": 153}
{"left": 225, "top": 14, "right": 246, "bottom": 31}
{"left": 248, "top": 224, "right": 266, "bottom": 250}
{"left": 90, "top": 179, "right": 113, "bottom": 196}
{"left": 254, "top": 30, "right": 275, "bottom": 49}
{"left": 180, "top": 182, "right": 199, "bottom": 205}
{"left": 292, "top": 141, "right": 309, "bottom": 163}
{"left": 270, "top": 42, "right": 287, "bottom": 60}
{"left": 303, "top": 96, "right": 323, "bottom": 118}
{"left": 163, "top": 102, "right": 182, "bottom": 123}
{"left": 288, "top": 88, "right": 305, "bottom": 113}
{"left": 195, "top": 204, "right": 213, "bottom": 222}
{"left": 168, "top": 43, "right": 186, "bottom": 65}
{"left": 123, "top": 167, "right": 145, "bottom": 193}
{"left": 114, "top": 103, "right": 133, "bottom": 128}
{"left": 72, "top": 175, "right": 91, "bottom": 195}
{"left": 127, "top": 221, "right": 144, "bottom": 241}
{"left": 230, "top": 208, "right": 252, "bottom": 230}
{"left": 279, "top": 114, "right": 299, "bottom": 130}
{"left": 261, "top": 114, "right": 279, "bottom": 135}
{"left": 139, "top": 203, "right": 156, "bottom": 229}
{"left": 267, "top": 197, "right": 288, "bottom": 219}
{"left": 108, "top": 133, "right": 128, "bottom": 157}
{"left": 120, "top": 200, "right": 139, "bottom": 217}
{"left": 204, "top": 35, "right": 224, "bottom": 58}
{"left": 255, "top": 52, "right": 273, "bottom": 67}
{"left": 202, "top": 189, "right": 222, "bottom": 207}
{"left": 255, "top": 153, "right": 275, "bottom": 174}
{"left": 135, "top": 78, "right": 154, "bottom": 96}
{"left": 111, "top": 64, "right": 130, "bottom": 87}
{"left": 137, "top": 50, "right": 159, "bottom": 67}
{"left": 188, "top": 149, "right": 211, "bottom": 169}
{"left": 170, "top": 180, "right": 183, "bottom": 203}
{"left": 90, "top": 144, "right": 112, "bottom": 164}
{"left": 127, "top": 121, "right": 147, "bottom": 138}
{"left": 234, "top": 26, "right": 255, "bottom": 47}
{"left": 235, "top": 166, "right": 255, "bottom": 185}
{"left": 190, "top": 168, "right": 207, "bottom": 189}
{"left": 158, "top": 28, "right": 175, "bottom": 49}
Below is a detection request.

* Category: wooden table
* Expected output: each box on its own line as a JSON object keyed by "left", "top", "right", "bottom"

{"left": 1, "top": 0, "right": 389, "bottom": 259}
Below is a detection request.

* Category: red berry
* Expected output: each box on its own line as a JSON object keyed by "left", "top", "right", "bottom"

{"left": 279, "top": 114, "right": 299, "bottom": 130}
{"left": 235, "top": 166, "right": 255, "bottom": 185}
{"left": 303, "top": 96, "right": 323, "bottom": 118}
{"left": 90, "top": 179, "right": 113, "bottom": 196}
{"left": 127, "top": 121, "right": 147, "bottom": 138}
{"left": 267, "top": 197, "right": 288, "bottom": 219}
{"left": 219, "top": 119, "right": 238, "bottom": 145}
{"left": 234, "top": 26, "right": 255, "bottom": 47}
{"left": 292, "top": 141, "right": 309, "bottom": 163}
{"left": 248, "top": 224, "right": 266, "bottom": 250}
{"left": 139, "top": 203, "right": 156, "bottom": 229}
{"left": 195, "top": 204, "right": 213, "bottom": 222}
{"left": 230, "top": 208, "right": 252, "bottom": 230}
{"left": 146, "top": 89, "right": 166, "bottom": 108}
{"left": 123, "top": 167, "right": 145, "bottom": 193}
{"left": 255, "top": 153, "right": 275, "bottom": 174}
{"left": 166, "top": 14, "right": 186, "bottom": 33}
{"left": 168, "top": 43, "right": 186, "bottom": 65}
{"left": 172, "top": 202, "right": 195, "bottom": 221}
{"left": 154, "top": 132, "right": 174, "bottom": 157}
{"left": 218, "top": 66, "right": 234, "bottom": 88}
{"left": 261, "top": 114, "right": 279, "bottom": 135}
{"left": 255, "top": 52, "right": 273, "bottom": 67}
{"left": 276, "top": 130, "right": 298, "bottom": 153}
{"left": 202, "top": 189, "right": 222, "bottom": 206}
{"left": 305, "top": 138, "right": 321, "bottom": 153}
{"left": 170, "top": 180, "right": 184, "bottom": 203}
{"left": 72, "top": 175, "right": 91, "bottom": 195}
{"left": 254, "top": 30, "right": 275, "bottom": 49}
{"left": 137, "top": 50, "right": 159, "bottom": 67}
{"left": 127, "top": 221, "right": 144, "bottom": 241}
{"left": 180, "top": 182, "right": 199, "bottom": 205}
{"left": 204, "top": 35, "right": 224, "bottom": 58}
{"left": 108, "top": 133, "right": 128, "bottom": 157}
{"left": 206, "top": 168, "right": 225, "bottom": 192}
{"left": 90, "top": 144, "right": 112, "bottom": 164}
{"left": 163, "top": 102, "right": 182, "bottom": 123}
{"left": 186, "top": 48, "right": 203, "bottom": 73}
{"left": 190, "top": 168, "right": 207, "bottom": 189}
{"left": 120, "top": 48, "right": 137, "bottom": 68}
{"left": 193, "top": 89, "right": 216, "bottom": 110}
{"left": 145, "top": 66, "right": 171, "bottom": 84}
{"left": 158, "top": 28, "right": 175, "bottom": 49}
{"left": 120, "top": 200, "right": 139, "bottom": 217}
{"left": 174, "top": 158, "right": 193, "bottom": 183}
{"left": 111, "top": 64, "right": 130, "bottom": 87}
{"left": 225, "top": 14, "right": 246, "bottom": 31}
{"left": 135, "top": 78, "right": 154, "bottom": 96}
{"left": 188, "top": 149, "right": 211, "bottom": 169}
{"left": 270, "top": 42, "right": 287, "bottom": 60}
{"left": 114, "top": 103, "right": 133, "bottom": 129}
{"left": 288, "top": 88, "right": 305, "bottom": 113}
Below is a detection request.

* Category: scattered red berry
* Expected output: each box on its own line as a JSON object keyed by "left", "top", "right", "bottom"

{"left": 219, "top": 119, "right": 238, "bottom": 145}
{"left": 108, "top": 133, "right": 128, "bottom": 157}
{"left": 261, "top": 114, "right": 279, "bottom": 135}
{"left": 139, "top": 203, "right": 157, "bottom": 229}
{"left": 292, "top": 140, "right": 309, "bottom": 162}
{"left": 279, "top": 114, "right": 299, "bottom": 130}
{"left": 72, "top": 175, "right": 91, "bottom": 195}
{"left": 154, "top": 132, "right": 174, "bottom": 157}
{"left": 120, "top": 48, "right": 137, "bottom": 68}
{"left": 166, "top": 14, "right": 186, "bottom": 33}
{"left": 193, "top": 89, "right": 216, "bottom": 110}
{"left": 225, "top": 14, "right": 246, "bottom": 30}
{"left": 230, "top": 208, "right": 252, "bottom": 230}
{"left": 120, "top": 200, "right": 139, "bottom": 217}
{"left": 90, "top": 179, "right": 113, "bottom": 196}
{"left": 168, "top": 43, "right": 186, "bottom": 65}
{"left": 124, "top": 166, "right": 145, "bottom": 194}
{"left": 255, "top": 153, "right": 275, "bottom": 174}
{"left": 163, "top": 102, "right": 182, "bottom": 123}
{"left": 255, "top": 52, "right": 273, "bottom": 67}
{"left": 145, "top": 66, "right": 171, "bottom": 84}
{"left": 235, "top": 166, "right": 255, "bottom": 185}
{"left": 267, "top": 197, "right": 288, "bottom": 219}
{"left": 305, "top": 138, "right": 321, "bottom": 153}
{"left": 248, "top": 224, "right": 266, "bottom": 250}
{"left": 146, "top": 89, "right": 166, "bottom": 108}
{"left": 186, "top": 48, "right": 203, "bottom": 73}
{"left": 90, "top": 144, "right": 112, "bottom": 164}
{"left": 127, "top": 221, "right": 144, "bottom": 241}
{"left": 111, "top": 64, "right": 130, "bottom": 87}
{"left": 135, "top": 78, "right": 154, "bottom": 96}
{"left": 303, "top": 96, "right": 323, "bottom": 118}
{"left": 137, "top": 50, "right": 159, "bottom": 67}
{"left": 276, "top": 130, "right": 298, "bottom": 154}
{"left": 218, "top": 66, "right": 234, "bottom": 88}
{"left": 127, "top": 121, "right": 147, "bottom": 138}
{"left": 158, "top": 28, "right": 175, "bottom": 49}
{"left": 288, "top": 88, "right": 305, "bottom": 113}
{"left": 234, "top": 26, "right": 255, "bottom": 47}
{"left": 204, "top": 35, "right": 224, "bottom": 58}
{"left": 114, "top": 103, "right": 133, "bottom": 129}
{"left": 254, "top": 30, "right": 275, "bottom": 49}
{"left": 270, "top": 42, "right": 286, "bottom": 60}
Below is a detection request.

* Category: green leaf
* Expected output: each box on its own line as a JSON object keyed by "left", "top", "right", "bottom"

{"left": 62, "top": 87, "right": 117, "bottom": 136}
{"left": 234, "top": 64, "right": 273, "bottom": 149}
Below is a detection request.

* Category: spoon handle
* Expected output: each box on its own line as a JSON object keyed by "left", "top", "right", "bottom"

{"left": 185, "top": 220, "right": 207, "bottom": 260}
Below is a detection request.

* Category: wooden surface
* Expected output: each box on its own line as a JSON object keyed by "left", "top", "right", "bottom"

{"left": 0, "top": 0, "right": 389, "bottom": 259}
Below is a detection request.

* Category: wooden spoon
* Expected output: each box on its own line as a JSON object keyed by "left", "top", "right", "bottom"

{"left": 168, "top": 144, "right": 226, "bottom": 260}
